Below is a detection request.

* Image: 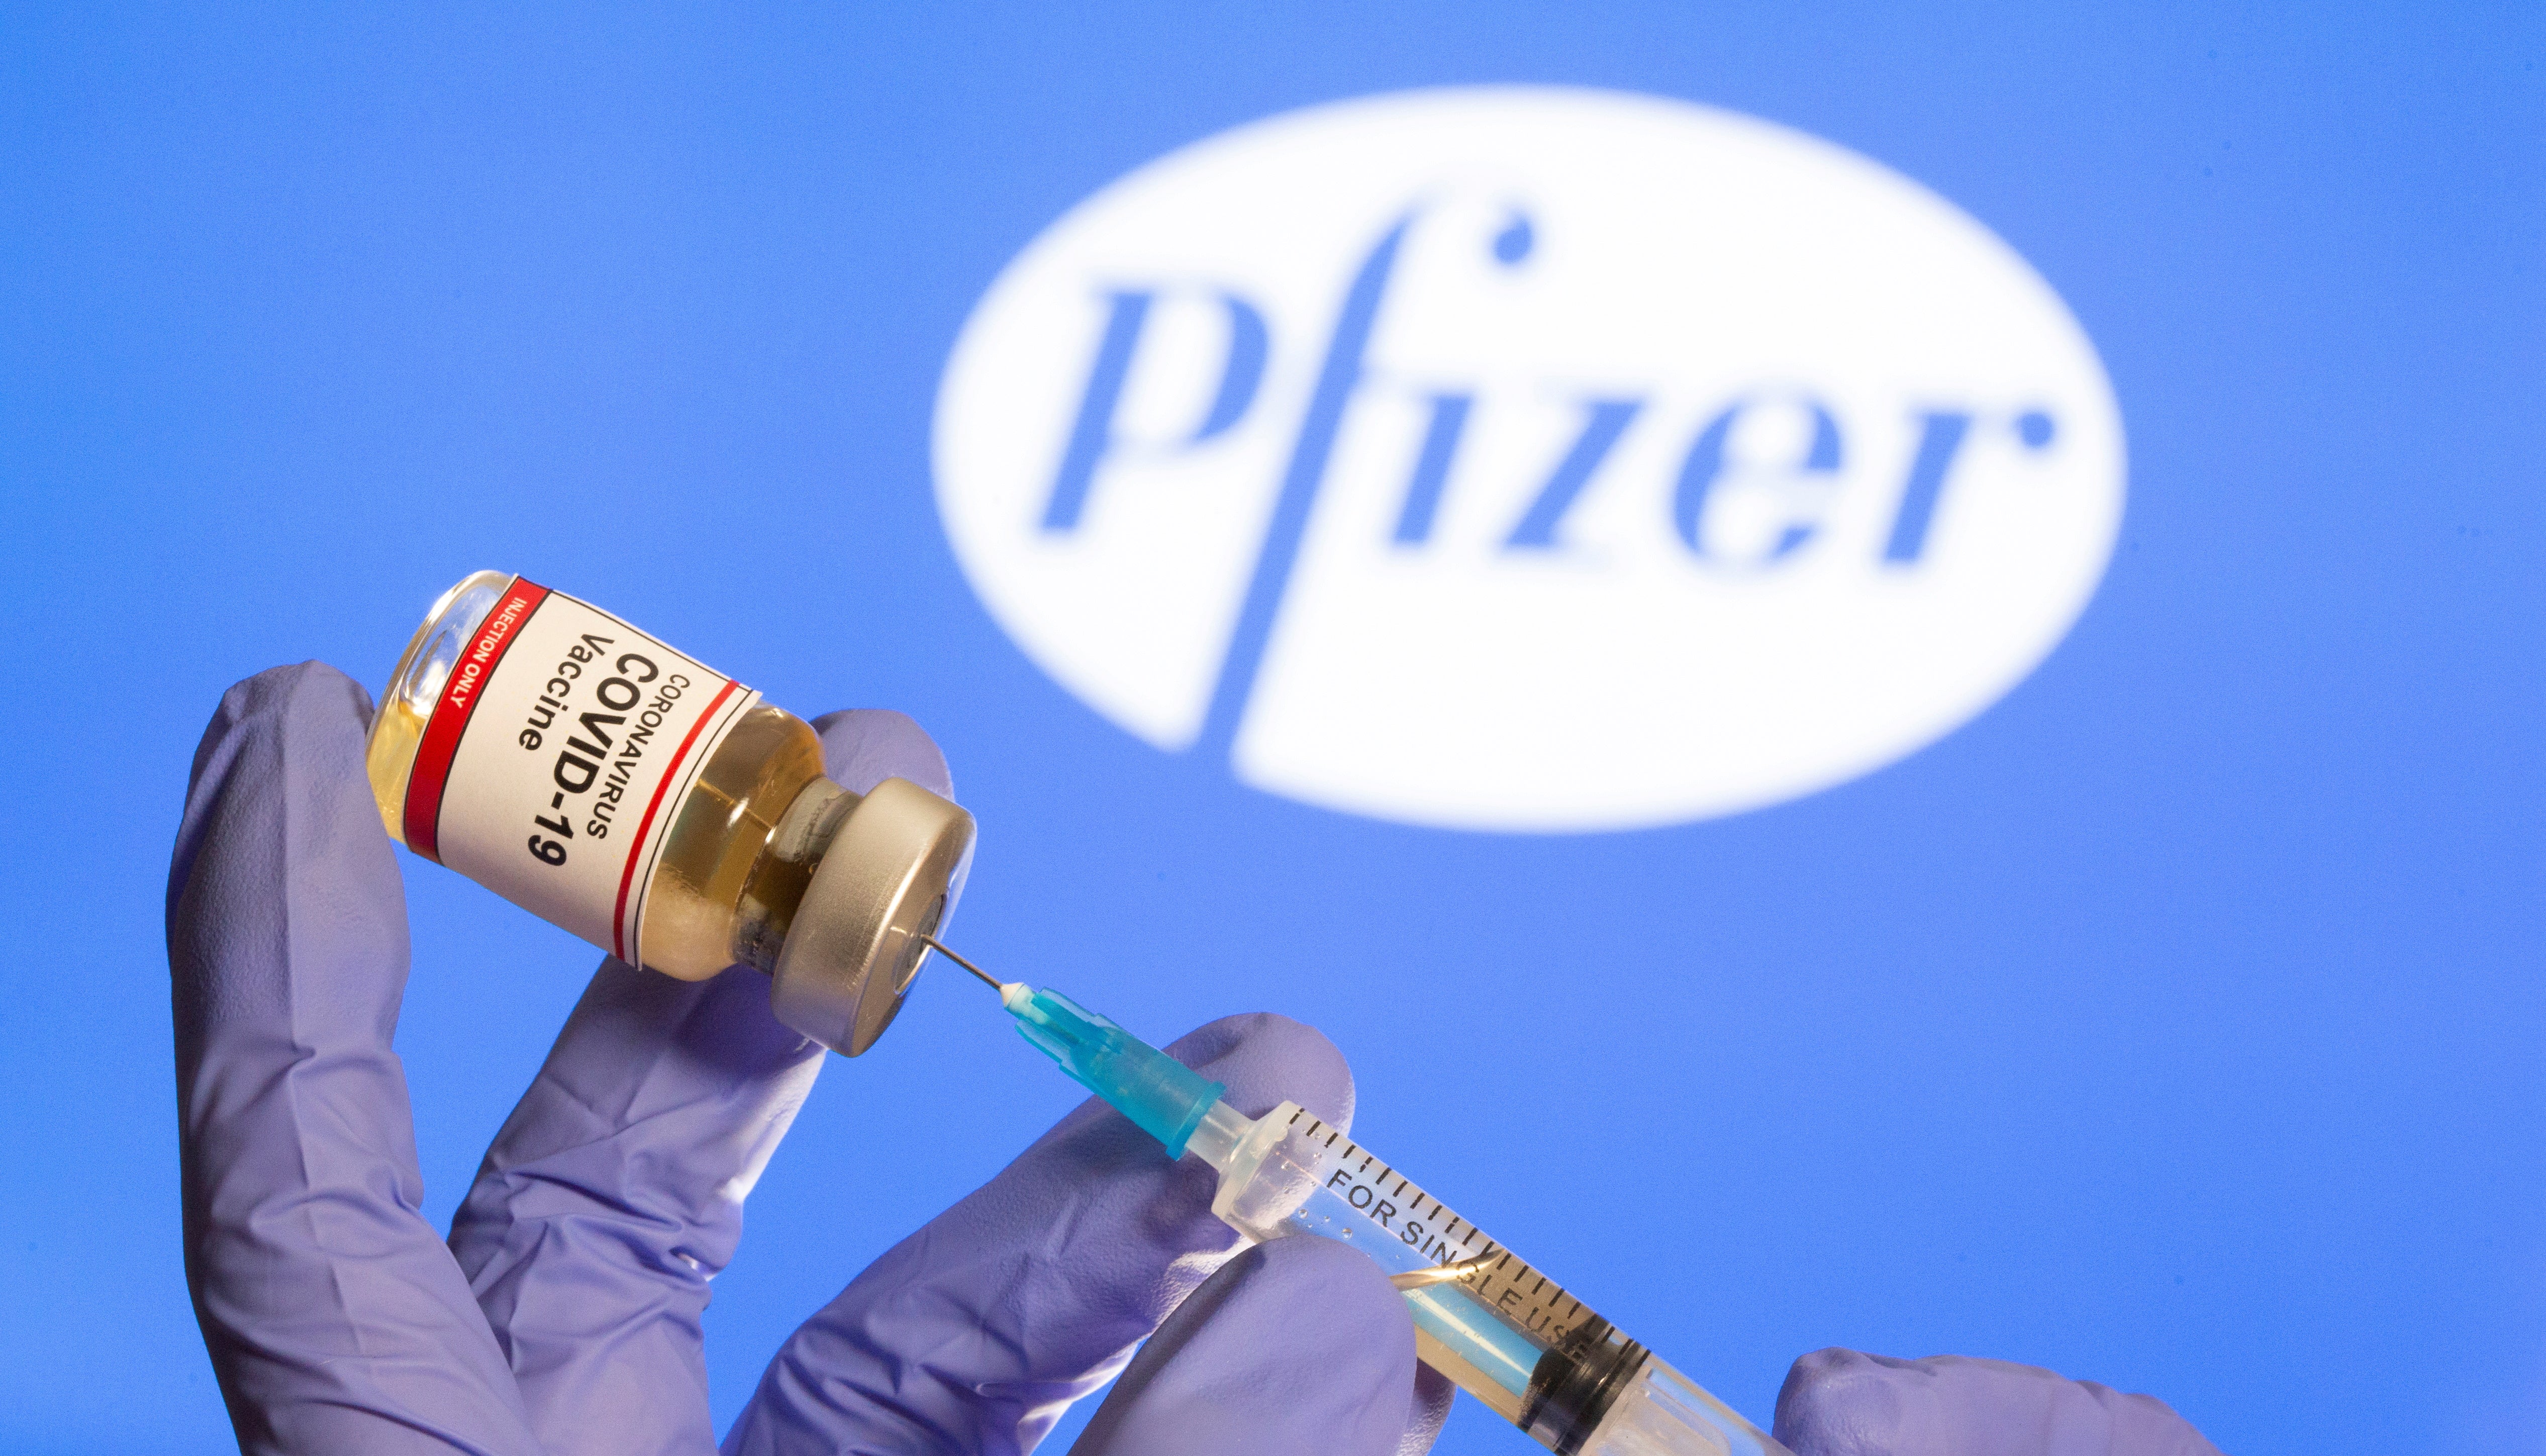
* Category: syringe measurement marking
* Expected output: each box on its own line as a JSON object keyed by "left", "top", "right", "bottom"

{"left": 1306, "top": 1129, "right": 1590, "bottom": 1344}
{"left": 1283, "top": 1125, "right": 1578, "bottom": 1344}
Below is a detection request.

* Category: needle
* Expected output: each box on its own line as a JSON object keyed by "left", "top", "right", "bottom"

{"left": 917, "top": 933, "right": 1004, "bottom": 993}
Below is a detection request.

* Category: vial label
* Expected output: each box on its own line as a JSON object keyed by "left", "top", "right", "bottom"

{"left": 401, "top": 576, "right": 761, "bottom": 966}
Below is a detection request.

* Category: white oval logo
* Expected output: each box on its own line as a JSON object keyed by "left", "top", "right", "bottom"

{"left": 934, "top": 86, "right": 2124, "bottom": 831}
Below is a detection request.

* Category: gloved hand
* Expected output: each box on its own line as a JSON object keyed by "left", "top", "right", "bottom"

{"left": 168, "top": 661, "right": 1448, "bottom": 1456}
{"left": 170, "top": 664, "right": 2212, "bottom": 1456}
{"left": 1773, "top": 1349, "right": 2223, "bottom": 1456}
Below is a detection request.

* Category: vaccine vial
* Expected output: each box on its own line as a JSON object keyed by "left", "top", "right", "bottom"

{"left": 363, "top": 570, "right": 974, "bottom": 1055}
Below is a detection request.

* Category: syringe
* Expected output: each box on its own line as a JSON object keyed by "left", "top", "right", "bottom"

{"left": 921, "top": 938, "right": 1791, "bottom": 1456}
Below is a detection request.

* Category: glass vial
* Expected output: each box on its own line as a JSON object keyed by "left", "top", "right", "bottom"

{"left": 363, "top": 570, "right": 974, "bottom": 1054}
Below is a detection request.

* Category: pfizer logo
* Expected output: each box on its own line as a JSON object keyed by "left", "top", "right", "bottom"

{"left": 934, "top": 86, "right": 2124, "bottom": 831}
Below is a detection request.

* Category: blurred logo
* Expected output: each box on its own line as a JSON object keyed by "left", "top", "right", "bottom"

{"left": 934, "top": 87, "right": 2123, "bottom": 830}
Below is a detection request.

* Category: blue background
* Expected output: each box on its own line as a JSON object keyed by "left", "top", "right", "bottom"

{"left": 4, "top": 4, "right": 2540, "bottom": 1451}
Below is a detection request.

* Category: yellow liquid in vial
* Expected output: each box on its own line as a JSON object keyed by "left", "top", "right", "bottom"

{"left": 628, "top": 703, "right": 831, "bottom": 978}
{"left": 363, "top": 573, "right": 841, "bottom": 981}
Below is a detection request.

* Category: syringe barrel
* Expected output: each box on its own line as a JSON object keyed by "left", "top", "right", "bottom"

{"left": 1197, "top": 1102, "right": 1788, "bottom": 1456}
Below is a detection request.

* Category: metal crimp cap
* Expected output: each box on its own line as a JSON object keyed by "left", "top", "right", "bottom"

{"left": 770, "top": 776, "right": 976, "bottom": 1055}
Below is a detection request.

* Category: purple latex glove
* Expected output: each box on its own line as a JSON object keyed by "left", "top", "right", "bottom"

{"left": 1066, "top": 1238, "right": 1451, "bottom": 1456}
{"left": 1775, "top": 1349, "right": 2223, "bottom": 1456}
{"left": 170, "top": 661, "right": 1444, "bottom": 1455}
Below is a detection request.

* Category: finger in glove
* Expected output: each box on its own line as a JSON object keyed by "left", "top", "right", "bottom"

{"left": 1774, "top": 1348, "right": 2223, "bottom": 1456}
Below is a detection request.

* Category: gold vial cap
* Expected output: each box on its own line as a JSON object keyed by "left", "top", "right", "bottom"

{"left": 770, "top": 778, "right": 977, "bottom": 1055}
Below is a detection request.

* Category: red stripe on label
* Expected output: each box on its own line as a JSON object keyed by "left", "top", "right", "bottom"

{"left": 404, "top": 577, "right": 551, "bottom": 863}
{"left": 610, "top": 677, "right": 742, "bottom": 964}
